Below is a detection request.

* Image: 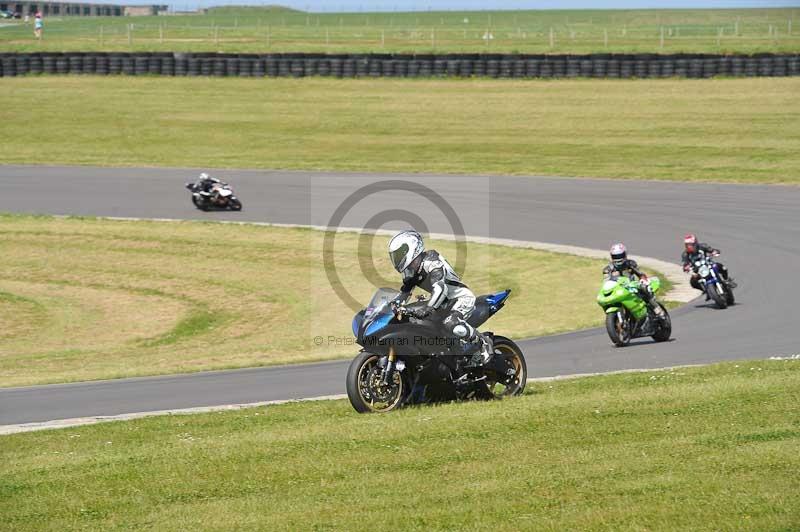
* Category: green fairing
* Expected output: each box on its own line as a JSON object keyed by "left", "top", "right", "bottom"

{"left": 596, "top": 276, "right": 661, "bottom": 320}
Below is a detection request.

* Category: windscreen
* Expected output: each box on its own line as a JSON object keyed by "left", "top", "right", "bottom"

{"left": 365, "top": 288, "right": 401, "bottom": 319}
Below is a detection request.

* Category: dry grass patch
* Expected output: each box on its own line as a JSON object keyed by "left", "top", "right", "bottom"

{"left": 0, "top": 214, "right": 614, "bottom": 387}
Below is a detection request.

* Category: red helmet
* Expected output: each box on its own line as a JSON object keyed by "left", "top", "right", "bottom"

{"left": 684, "top": 233, "right": 698, "bottom": 253}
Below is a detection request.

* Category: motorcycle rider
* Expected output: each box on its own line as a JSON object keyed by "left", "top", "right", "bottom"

{"left": 681, "top": 234, "right": 732, "bottom": 297}
{"left": 195, "top": 173, "right": 225, "bottom": 203}
{"left": 388, "top": 230, "right": 492, "bottom": 368}
{"left": 603, "top": 242, "right": 665, "bottom": 319}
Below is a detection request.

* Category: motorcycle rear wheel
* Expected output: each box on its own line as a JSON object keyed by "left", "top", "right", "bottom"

{"left": 346, "top": 352, "right": 406, "bottom": 414}
{"left": 482, "top": 336, "right": 527, "bottom": 399}
{"left": 606, "top": 311, "right": 631, "bottom": 347}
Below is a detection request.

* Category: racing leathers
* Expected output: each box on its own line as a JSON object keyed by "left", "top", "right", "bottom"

{"left": 603, "top": 258, "right": 664, "bottom": 318}
{"left": 398, "top": 250, "right": 489, "bottom": 365}
{"left": 681, "top": 243, "right": 728, "bottom": 292}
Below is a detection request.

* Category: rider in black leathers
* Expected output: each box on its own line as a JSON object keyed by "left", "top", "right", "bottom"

{"left": 681, "top": 234, "right": 731, "bottom": 295}
{"left": 604, "top": 242, "right": 665, "bottom": 318}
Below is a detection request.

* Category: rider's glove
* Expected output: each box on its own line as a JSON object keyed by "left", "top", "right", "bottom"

{"left": 411, "top": 307, "right": 432, "bottom": 319}
{"left": 683, "top": 264, "right": 691, "bottom": 272}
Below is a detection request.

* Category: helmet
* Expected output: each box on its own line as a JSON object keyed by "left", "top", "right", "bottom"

{"left": 199, "top": 172, "right": 210, "bottom": 180}
{"left": 610, "top": 243, "right": 627, "bottom": 267}
{"left": 388, "top": 230, "right": 424, "bottom": 274}
{"left": 684, "top": 233, "right": 698, "bottom": 253}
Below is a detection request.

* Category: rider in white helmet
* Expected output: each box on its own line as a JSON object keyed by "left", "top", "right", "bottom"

{"left": 388, "top": 230, "right": 491, "bottom": 367}
{"left": 603, "top": 242, "right": 665, "bottom": 318}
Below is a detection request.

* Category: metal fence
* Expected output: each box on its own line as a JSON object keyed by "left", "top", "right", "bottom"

{"left": 1, "top": 52, "right": 799, "bottom": 78}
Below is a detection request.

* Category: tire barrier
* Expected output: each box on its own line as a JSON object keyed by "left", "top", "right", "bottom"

{"left": 1, "top": 52, "right": 799, "bottom": 79}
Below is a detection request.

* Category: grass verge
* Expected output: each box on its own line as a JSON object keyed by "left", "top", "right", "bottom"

{"left": 1, "top": 76, "right": 797, "bottom": 184}
{"left": 1, "top": 359, "right": 798, "bottom": 530}
{"left": 0, "top": 213, "right": 618, "bottom": 387}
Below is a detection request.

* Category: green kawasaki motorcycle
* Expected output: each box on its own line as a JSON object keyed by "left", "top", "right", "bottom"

{"left": 596, "top": 275, "right": 672, "bottom": 347}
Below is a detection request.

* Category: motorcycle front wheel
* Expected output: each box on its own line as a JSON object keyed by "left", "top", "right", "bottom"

{"left": 606, "top": 311, "right": 631, "bottom": 347}
{"left": 725, "top": 284, "right": 735, "bottom": 306}
{"left": 191, "top": 195, "right": 209, "bottom": 211}
{"left": 651, "top": 304, "right": 672, "bottom": 342}
{"left": 228, "top": 198, "right": 243, "bottom": 211}
{"left": 346, "top": 352, "right": 406, "bottom": 414}
{"left": 708, "top": 283, "right": 728, "bottom": 309}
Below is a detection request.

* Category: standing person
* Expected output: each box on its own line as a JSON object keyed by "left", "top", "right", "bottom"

{"left": 33, "top": 12, "right": 42, "bottom": 39}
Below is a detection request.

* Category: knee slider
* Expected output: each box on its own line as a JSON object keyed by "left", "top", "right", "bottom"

{"left": 452, "top": 323, "right": 470, "bottom": 338}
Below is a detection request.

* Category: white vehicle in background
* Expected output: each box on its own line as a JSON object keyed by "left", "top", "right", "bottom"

{"left": 185, "top": 174, "right": 242, "bottom": 211}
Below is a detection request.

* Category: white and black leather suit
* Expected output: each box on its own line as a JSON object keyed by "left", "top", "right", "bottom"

{"left": 399, "top": 250, "right": 478, "bottom": 341}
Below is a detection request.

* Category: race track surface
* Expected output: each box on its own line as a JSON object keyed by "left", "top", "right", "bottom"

{"left": 1, "top": 165, "right": 798, "bottom": 425}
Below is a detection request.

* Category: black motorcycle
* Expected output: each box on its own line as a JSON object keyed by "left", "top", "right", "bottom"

{"left": 185, "top": 181, "right": 242, "bottom": 211}
{"left": 691, "top": 251, "right": 735, "bottom": 309}
{"left": 346, "top": 288, "right": 527, "bottom": 413}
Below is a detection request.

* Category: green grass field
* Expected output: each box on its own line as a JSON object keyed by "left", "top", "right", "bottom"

{"left": 2, "top": 359, "right": 798, "bottom": 530}
{"left": 1, "top": 7, "right": 799, "bottom": 54}
{"left": 1, "top": 76, "right": 797, "bottom": 183}
{"left": 0, "top": 214, "right": 621, "bottom": 387}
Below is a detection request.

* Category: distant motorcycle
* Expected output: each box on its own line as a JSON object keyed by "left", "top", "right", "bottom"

{"left": 596, "top": 275, "right": 671, "bottom": 347}
{"left": 185, "top": 180, "right": 242, "bottom": 211}
{"left": 691, "top": 251, "right": 735, "bottom": 309}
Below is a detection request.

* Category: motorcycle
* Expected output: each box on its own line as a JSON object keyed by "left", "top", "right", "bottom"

{"left": 691, "top": 252, "right": 735, "bottom": 309}
{"left": 185, "top": 181, "right": 242, "bottom": 211}
{"left": 346, "top": 287, "right": 527, "bottom": 413}
{"left": 596, "top": 275, "right": 671, "bottom": 347}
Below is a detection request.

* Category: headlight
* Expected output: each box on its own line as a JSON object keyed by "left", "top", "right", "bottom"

{"left": 698, "top": 266, "right": 710, "bottom": 277}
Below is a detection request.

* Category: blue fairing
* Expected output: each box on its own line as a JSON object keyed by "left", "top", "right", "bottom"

{"left": 365, "top": 313, "right": 393, "bottom": 337}
{"left": 352, "top": 314, "right": 363, "bottom": 337}
{"left": 486, "top": 290, "right": 511, "bottom": 307}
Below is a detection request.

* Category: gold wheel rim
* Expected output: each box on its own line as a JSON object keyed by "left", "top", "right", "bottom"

{"left": 486, "top": 344, "right": 524, "bottom": 398}
{"left": 357, "top": 355, "right": 403, "bottom": 412}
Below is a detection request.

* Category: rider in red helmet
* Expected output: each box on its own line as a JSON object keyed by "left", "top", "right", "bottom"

{"left": 681, "top": 234, "right": 732, "bottom": 298}
{"left": 603, "top": 242, "right": 665, "bottom": 319}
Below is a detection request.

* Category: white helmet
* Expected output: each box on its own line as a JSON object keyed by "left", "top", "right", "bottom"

{"left": 388, "top": 230, "right": 424, "bottom": 274}
{"left": 610, "top": 242, "right": 627, "bottom": 267}
{"left": 199, "top": 172, "right": 210, "bottom": 180}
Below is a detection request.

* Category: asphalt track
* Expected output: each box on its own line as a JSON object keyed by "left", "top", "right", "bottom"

{"left": 1, "top": 165, "right": 799, "bottom": 426}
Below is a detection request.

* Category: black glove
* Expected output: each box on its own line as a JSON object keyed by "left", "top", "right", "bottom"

{"left": 411, "top": 306, "right": 432, "bottom": 319}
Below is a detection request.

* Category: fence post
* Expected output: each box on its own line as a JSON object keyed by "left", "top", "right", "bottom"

{"left": 549, "top": 27, "right": 554, "bottom": 48}
{"left": 128, "top": 23, "right": 132, "bottom": 46}
{"left": 604, "top": 28, "right": 608, "bottom": 48}
{"left": 159, "top": 24, "right": 164, "bottom": 44}
{"left": 660, "top": 26, "right": 664, "bottom": 49}
{"left": 431, "top": 28, "right": 435, "bottom": 49}
{"left": 381, "top": 29, "right": 385, "bottom": 48}
{"left": 214, "top": 25, "right": 218, "bottom": 45}
{"left": 99, "top": 25, "right": 103, "bottom": 46}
